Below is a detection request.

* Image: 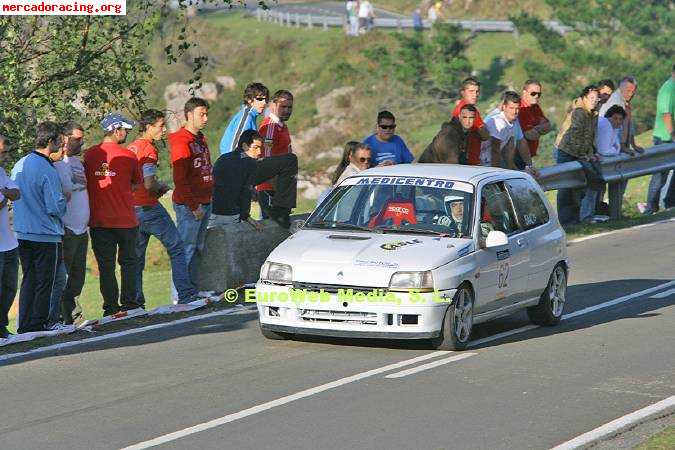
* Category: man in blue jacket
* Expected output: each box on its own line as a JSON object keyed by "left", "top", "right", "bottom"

{"left": 219, "top": 82, "right": 269, "bottom": 155}
{"left": 11, "top": 122, "right": 67, "bottom": 333}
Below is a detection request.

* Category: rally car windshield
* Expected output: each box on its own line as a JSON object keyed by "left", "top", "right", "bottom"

{"left": 306, "top": 178, "right": 474, "bottom": 238}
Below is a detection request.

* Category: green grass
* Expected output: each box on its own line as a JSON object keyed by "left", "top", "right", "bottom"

{"left": 635, "top": 425, "right": 675, "bottom": 450}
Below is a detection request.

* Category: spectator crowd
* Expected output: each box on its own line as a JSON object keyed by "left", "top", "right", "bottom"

{"left": 1, "top": 63, "right": 674, "bottom": 338}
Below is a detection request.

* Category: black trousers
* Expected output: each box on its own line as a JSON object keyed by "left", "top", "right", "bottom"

{"left": 253, "top": 154, "right": 298, "bottom": 210}
{"left": 90, "top": 227, "right": 139, "bottom": 315}
{"left": 17, "top": 240, "right": 61, "bottom": 333}
{"left": 61, "top": 228, "right": 88, "bottom": 324}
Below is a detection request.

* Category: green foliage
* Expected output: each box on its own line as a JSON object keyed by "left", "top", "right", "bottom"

{"left": 511, "top": 4, "right": 674, "bottom": 132}
{"left": 364, "top": 24, "right": 472, "bottom": 98}
{"left": 0, "top": 0, "right": 258, "bottom": 157}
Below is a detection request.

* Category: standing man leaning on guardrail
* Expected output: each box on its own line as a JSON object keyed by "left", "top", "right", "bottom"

{"left": 639, "top": 63, "right": 675, "bottom": 215}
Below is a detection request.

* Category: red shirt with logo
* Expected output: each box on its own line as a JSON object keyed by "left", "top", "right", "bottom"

{"left": 256, "top": 115, "right": 292, "bottom": 192}
{"left": 518, "top": 100, "right": 548, "bottom": 156}
{"left": 169, "top": 128, "right": 214, "bottom": 211}
{"left": 127, "top": 139, "right": 159, "bottom": 207}
{"left": 84, "top": 142, "right": 142, "bottom": 228}
{"left": 452, "top": 99, "right": 484, "bottom": 165}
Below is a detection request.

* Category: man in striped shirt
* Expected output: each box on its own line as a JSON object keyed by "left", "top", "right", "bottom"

{"left": 257, "top": 90, "right": 294, "bottom": 218}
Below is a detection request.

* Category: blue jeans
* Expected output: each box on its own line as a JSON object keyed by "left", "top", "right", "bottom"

{"left": 555, "top": 149, "right": 583, "bottom": 225}
{"left": 646, "top": 137, "right": 674, "bottom": 213}
{"left": 136, "top": 204, "right": 196, "bottom": 305}
{"left": 0, "top": 248, "right": 19, "bottom": 331}
{"left": 47, "top": 260, "right": 67, "bottom": 325}
{"left": 173, "top": 202, "right": 211, "bottom": 285}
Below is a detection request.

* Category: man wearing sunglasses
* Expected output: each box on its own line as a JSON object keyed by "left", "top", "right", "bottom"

{"left": 219, "top": 82, "right": 269, "bottom": 155}
{"left": 518, "top": 79, "right": 552, "bottom": 168}
{"left": 363, "top": 110, "right": 414, "bottom": 167}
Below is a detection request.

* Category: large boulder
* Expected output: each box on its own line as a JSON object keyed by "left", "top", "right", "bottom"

{"left": 164, "top": 82, "right": 219, "bottom": 132}
{"left": 194, "top": 214, "right": 310, "bottom": 293}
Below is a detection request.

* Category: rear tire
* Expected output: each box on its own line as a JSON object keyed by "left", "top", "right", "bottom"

{"left": 527, "top": 264, "right": 567, "bottom": 326}
{"left": 260, "top": 325, "right": 291, "bottom": 340}
{"left": 430, "top": 285, "right": 474, "bottom": 351}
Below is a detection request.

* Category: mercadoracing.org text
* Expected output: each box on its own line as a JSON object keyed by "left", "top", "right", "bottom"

{"left": 0, "top": 0, "right": 125, "bottom": 15}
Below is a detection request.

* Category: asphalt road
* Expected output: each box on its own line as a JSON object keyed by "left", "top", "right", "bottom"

{"left": 1, "top": 220, "right": 674, "bottom": 450}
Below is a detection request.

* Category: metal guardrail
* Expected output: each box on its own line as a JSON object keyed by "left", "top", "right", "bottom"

{"left": 255, "top": 9, "right": 571, "bottom": 34}
{"left": 537, "top": 143, "right": 675, "bottom": 218}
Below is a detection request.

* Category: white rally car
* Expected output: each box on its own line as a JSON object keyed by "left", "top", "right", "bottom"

{"left": 256, "top": 164, "right": 568, "bottom": 350}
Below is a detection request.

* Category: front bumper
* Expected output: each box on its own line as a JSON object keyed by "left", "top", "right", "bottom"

{"left": 255, "top": 283, "right": 455, "bottom": 340}
{"left": 261, "top": 323, "right": 440, "bottom": 339}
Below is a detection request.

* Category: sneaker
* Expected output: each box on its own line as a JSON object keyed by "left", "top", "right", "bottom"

{"left": 46, "top": 322, "right": 69, "bottom": 332}
{"left": 0, "top": 327, "right": 12, "bottom": 339}
{"left": 637, "top": 202, "right": 648, "bottom": 214}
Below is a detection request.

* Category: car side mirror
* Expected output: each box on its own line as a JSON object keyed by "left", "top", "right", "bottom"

{"left": 485, "top": 230, "right": 508, "bottom": 249}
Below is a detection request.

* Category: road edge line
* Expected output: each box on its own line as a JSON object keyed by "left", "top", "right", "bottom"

{"left": 567, "top": 218, "right": 675, "bottom": 245}
{"left": 0, "top": 306, "right": 257, "bottom": 364}
{"left": 549, "top": 395, "right": 675, "bottom": 450}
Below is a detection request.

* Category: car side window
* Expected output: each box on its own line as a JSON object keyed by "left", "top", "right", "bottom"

{"left": 479, "top": 182, "right": 519, "bottom": 238}
{"left": 504, "top": 178, "right": 550, "bottom": 230}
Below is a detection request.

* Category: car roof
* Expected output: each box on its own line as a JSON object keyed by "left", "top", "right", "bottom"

{"left": 354, "top": 163, "right": 520, "bottom": 184}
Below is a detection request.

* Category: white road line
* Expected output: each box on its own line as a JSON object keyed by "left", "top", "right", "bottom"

{"left": 649, "top": 287, "right": 675, "bottom": 299}
{"left": 384, "top": 353, "right": 477, "bottom": 378}
{"left": 468, "top": 279, "right": 675, "bottom": 348}
{"left": 561, "top": 280, "right": 675, "bottom": 320}
{"left": 550, "top": 395, "right": 675, "bottom": 450}
{"left": 0, "top": 306, "right": 257, "bottom": 364}
{"left": 120, "top": 351, "right": 451, "bottom": 450}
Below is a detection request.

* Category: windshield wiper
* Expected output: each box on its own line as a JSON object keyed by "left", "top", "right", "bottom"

{"left": 305, "top": 221, "right": 373, "bottom": 232}
{"left": 373, "top": 227, "right": 454, "bottom": 237}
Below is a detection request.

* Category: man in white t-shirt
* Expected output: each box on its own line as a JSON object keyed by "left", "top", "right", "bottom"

{"left": 358, "top": 0, "right": 374, "bottom": 33}
{"left": 0, "top": 135, "right": 21, "bottom": 338}
{"left": 480, "top": 91, "right": 521, "bottom": 167}
{"left": 53, "top": 122, "right": 89, "bottom": 325}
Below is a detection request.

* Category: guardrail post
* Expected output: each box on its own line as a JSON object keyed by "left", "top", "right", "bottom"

{"left": 396, "top": 19, "right": 401, "bottom": 30}
{"left": 256, "top": 8, "right": 261, "bottom": 21}
{"left": 308, "top": 14, "right": 313, "bottom": 29}
{"left": 607, "top": 181, "right": 623, "bottom": 219}
{"left": 295, "top": 13, "right": 300, "bottom": 27}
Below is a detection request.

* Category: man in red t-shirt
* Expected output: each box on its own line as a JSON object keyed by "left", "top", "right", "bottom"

{"left": 128, "top": 109, "right": 197, "bottom": 307}
{"left": 84, "top": 113, "right": 142, "bottom": 316}
{"left": 452, "top": 77, "right": 490, "bottom": 165}
{"left": 257, "top": 89, "right": 294, "bottom": 218}
{"left": 518, "top": 79, "right": 552, "bottom": 163}
{"left": 169, "top": 98, "right": 214, "bottom": 287}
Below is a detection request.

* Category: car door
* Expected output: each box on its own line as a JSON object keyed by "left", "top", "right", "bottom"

{"left": 473, "top": 181, "right": 528, "bottom": 313}
{"left": 504, "top": 177, "right": 562, "bottom": 300}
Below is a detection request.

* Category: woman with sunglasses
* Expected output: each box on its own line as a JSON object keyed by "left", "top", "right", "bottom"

{"left": 333, "top": 142, "right": 372, "bottom": 185}
{"left": 317, "top": 142, "right": 373, "bottom": 207}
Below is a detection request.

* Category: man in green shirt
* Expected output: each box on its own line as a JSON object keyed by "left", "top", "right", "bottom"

{"left": 641, "top": 64, "right": 675, "bottom": 214}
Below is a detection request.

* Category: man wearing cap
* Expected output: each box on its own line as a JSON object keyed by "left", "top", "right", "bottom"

{"left": 84, "top": 113, "right": 142, "bottom": 316}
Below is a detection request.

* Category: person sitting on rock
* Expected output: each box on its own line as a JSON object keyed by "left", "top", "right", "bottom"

{"left": 211, "top": 130, "right": 298, "bottom": 230}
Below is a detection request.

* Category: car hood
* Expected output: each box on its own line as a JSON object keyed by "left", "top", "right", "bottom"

{"left": 266, "top": 229, "right": 474, "bottom": 287}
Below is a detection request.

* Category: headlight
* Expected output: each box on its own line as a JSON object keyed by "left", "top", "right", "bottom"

{"left": 260, "top": 261, "right": 293, "bottom": 284}
{"left": 388, "top": 271, "right": 434, "bottom": 291}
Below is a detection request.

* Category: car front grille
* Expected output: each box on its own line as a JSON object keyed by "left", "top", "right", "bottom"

{"left": 299, "top": 309, "right": 378, "bottom": 325}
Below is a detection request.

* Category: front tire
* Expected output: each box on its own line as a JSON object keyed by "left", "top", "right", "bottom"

{"left": 527, "top": 264, "right": 567, "bottom": 326}
{"left": 430, "top": 285, "right": 474, "bottom": 351}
